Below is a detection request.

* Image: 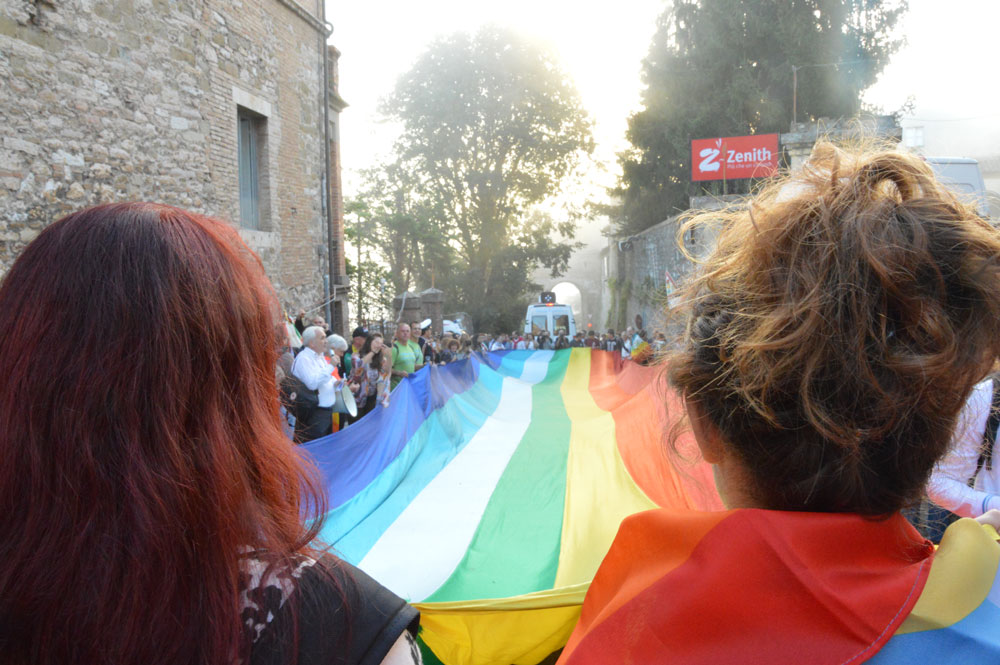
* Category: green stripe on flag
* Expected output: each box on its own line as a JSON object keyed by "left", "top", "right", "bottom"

{"left": 425, "top": 350, "right": 572, "bottom": 601}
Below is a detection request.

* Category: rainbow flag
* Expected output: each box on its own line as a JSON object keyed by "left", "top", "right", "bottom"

{"left": 302, "top": 348, "right": 722, "bottom": 664}
{"left": 557, "top": 509, "right": 1000, "bottom": 665}
{"left": 870, "top": 519, "right": 1000, "bottom": 663}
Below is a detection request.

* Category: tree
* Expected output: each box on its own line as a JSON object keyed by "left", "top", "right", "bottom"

{"left": 381, "top": 25, "right": 594, "bottom": 329}
{"left": 616, "top": 0, "right": 907, "bottom": 235}
{"left": 344, "top": 256, "right": 393, "bottom": 329}
{"left": 349, "top": 167, "right": 453, "bottom": 297}
{"left": 344, "top": 198, "right": 396, "bottom": 328}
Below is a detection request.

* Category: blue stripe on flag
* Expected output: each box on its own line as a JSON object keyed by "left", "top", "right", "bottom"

{"left": 303, "top": 356, "right": 480, "bottom": 508}
{"left": 869, "top": 572, "right": 1000, "bottom": 662}
{"left": 316, "top": 362, "right": 505, "bottom": 563}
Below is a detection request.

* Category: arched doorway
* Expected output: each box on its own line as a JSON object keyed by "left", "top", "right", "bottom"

{"left": 550, "top": 282, "right": 583, "bottom": 322}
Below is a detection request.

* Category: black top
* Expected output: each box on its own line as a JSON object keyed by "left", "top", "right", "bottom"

{"left": 246, "top": 554, "right": 420, "bottom": 665}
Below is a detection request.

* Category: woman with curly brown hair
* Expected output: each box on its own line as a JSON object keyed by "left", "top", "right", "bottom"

{"left": 558, "top": 144, "right": 1000, "bottom": 665}
{"left": 0, "top": 203, "right": 421, "bottom": 665}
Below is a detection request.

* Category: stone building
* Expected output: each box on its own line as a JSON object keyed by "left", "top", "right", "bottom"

{"left": 0, "top": 0, "right": 349, "bottom": 330}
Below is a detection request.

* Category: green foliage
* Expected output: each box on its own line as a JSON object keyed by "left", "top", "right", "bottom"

{"left": 605, "top": 277, "right": 618, "bottom": 329}
{"left": 344, "top": 198, "right": 401, "bottom": 327}
{"left": 375, "top": 25, "right": 594, "bottom": 331}
{"left": 345, "top": 255, "right": 393, "bottom": 328}
{"left": 616, "top": 280, "right": 632, "bottom": 331}
{"left": 635, "top": 275, "right": 666, "bottom": 307}
{"left": 347, "top": 170, "right": 454, "bottom": 298}
{"left": 606, "top": 278, "right": 632, "bottom": 331}
{"left": 616, "top": 0, "right": 907, "bottom": 235}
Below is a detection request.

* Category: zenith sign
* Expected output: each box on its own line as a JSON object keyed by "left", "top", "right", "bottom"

{"left": 691, "top": 134, "right": 779, "bottom": 182}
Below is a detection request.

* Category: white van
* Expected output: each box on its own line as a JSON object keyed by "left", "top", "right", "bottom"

{"left": 524, "top": 301, "right": 576, "bottom": 337}
{"left": 926, "top": 157, "right": 988, "bottom": 217}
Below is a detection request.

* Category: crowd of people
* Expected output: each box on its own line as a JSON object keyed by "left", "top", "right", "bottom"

{"left": 279, "top": 315, "right": 674, "bottom": 443}
{"left": 477, "top": 327, "right": 667, "bottom": 358}
{"left": 6, "top": 143, "right": 1000, "bottom": 665}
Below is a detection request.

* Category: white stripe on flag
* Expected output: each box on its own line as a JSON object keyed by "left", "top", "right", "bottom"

{"left": 519, "top": 350, "right": 554, "bottom": 384}
{"left": 357, "top": 374, "right": 533, "bottom": 601}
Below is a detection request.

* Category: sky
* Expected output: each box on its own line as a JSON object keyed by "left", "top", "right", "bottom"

{"left": 326, "top": 0, "right": 663, "bottom": 200}
{"left": 327, "top": 0, "right": 1000, "bottom": 212}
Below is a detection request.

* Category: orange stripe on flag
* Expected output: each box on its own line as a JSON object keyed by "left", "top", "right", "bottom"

{"left": 587, "top": 351, "right": 722, "bottom": 511}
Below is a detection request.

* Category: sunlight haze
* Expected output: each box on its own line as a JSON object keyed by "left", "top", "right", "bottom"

{"left": 328, "top": 0, "right": 1000, "bottom": 205}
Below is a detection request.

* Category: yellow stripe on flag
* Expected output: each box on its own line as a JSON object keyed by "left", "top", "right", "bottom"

{"left": 415, "top": 583, "right": 589, "bottom": 665}
{"left": 554, "top": 348, "right": 658, "bottom": 588}
{"left": 896, "top": 518, "right": 1000, "bottom": 634}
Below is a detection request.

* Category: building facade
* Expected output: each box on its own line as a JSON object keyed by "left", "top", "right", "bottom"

{"left": 0, "top": 0, "right": 349, "bottom": 329}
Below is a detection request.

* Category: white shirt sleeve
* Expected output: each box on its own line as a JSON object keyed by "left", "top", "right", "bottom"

{"left": 291, "top": 348, "right": 335, "bottom": 392}
{"left": 927, "top": 379, "right": 1000, "bottom": 517}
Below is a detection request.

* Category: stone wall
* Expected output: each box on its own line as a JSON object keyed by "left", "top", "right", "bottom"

{"left": 0, "top": 0, "right": 347, "bottom": 323}
{"left": 611, "top": 198, "right": 730, "bottom": 334}
{"left": 612, "top": 215, "right": 694, "bottom": 335}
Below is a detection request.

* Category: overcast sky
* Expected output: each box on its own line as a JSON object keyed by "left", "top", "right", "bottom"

{"left": 327, "top": 0, "right": 1000, "bottom": 202}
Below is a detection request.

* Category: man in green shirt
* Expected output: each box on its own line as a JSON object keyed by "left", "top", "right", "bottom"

{"left": 390, "top": 322, "right": 423, "bottom": 389}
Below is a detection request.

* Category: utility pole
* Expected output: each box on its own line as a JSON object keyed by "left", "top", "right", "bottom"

{"left": 379, "top": 277, "right": 387, "bottom": 335}
{"left": 792, "top": 65, "right": 798, "bottom": 125}
{"left": 356, "top": 212, "right": 363, "bottom": 326}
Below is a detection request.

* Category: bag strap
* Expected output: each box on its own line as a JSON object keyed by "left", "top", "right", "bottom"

{"left": 974, "top": 374, "right": 1000, "bottom": 480}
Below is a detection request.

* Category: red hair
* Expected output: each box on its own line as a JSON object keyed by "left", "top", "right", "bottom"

{"left": 0, "top": 203, "right": 327, "bottom": 664}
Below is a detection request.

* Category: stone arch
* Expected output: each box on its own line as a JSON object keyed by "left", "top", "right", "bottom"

{"left": 544, "top": 280, "right": 598, "bottom": 332}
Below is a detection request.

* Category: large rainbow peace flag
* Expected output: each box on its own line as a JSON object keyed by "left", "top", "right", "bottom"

{"left": 302, "top": 348, "right": 723, "bottom": 664}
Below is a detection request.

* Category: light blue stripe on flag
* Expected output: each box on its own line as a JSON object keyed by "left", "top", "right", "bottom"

{"left": 319, "top": 363, "right": 505, "bottom": 563}
{"left": 358, "top": 373, "right": 533, "bottom": 601}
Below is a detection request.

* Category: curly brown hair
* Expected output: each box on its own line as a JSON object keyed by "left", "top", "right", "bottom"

{"left": 668, "top": 142, "right": 1000, "bottom": 516}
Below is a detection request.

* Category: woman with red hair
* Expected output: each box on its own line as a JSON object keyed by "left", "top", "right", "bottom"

{"left": 0, "top": 203, "right": 421, "bottom": 665}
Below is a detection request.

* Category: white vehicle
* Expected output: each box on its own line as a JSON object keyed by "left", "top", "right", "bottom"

{"left": 525, "top": 293, "right": 576, "bottom": 337}
{"left": 926, "top": 157, "right": 988, "bottom": 217}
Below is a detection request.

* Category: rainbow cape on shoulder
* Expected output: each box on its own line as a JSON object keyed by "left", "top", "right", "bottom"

{"left": 558, "top": 510, "right": 1000, "bottom": 665}
{"left": 869, "top": 518, "right": 1000, "bottom": 663}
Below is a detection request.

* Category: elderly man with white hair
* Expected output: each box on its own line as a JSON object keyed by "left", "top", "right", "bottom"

{"left": 290, "top": 325, "right": 338, "bottom": 441}
{"left": 326, "top": 333, "right": 364, "bottom": 427}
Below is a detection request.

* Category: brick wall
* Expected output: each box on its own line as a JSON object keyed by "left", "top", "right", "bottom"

{"left": 0, "top": 0, "right": 343, "bottom": 316}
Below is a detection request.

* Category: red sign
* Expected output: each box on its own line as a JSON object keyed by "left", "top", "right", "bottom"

{"left": 691, "top": 133, "right": 779, "bottom": 181}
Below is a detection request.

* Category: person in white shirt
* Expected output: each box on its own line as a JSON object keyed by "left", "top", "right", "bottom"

{"left": 489, "top": 335, "right": 507, "bottom": 352}
{"left": 928, "top": 376, "right": 1000, "bottom": 518}
{"left": 291, "top": 326, "right": 338, "bottom": 441}
{"left": 621, "top": 326, "right": 635, "bottom": 358}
